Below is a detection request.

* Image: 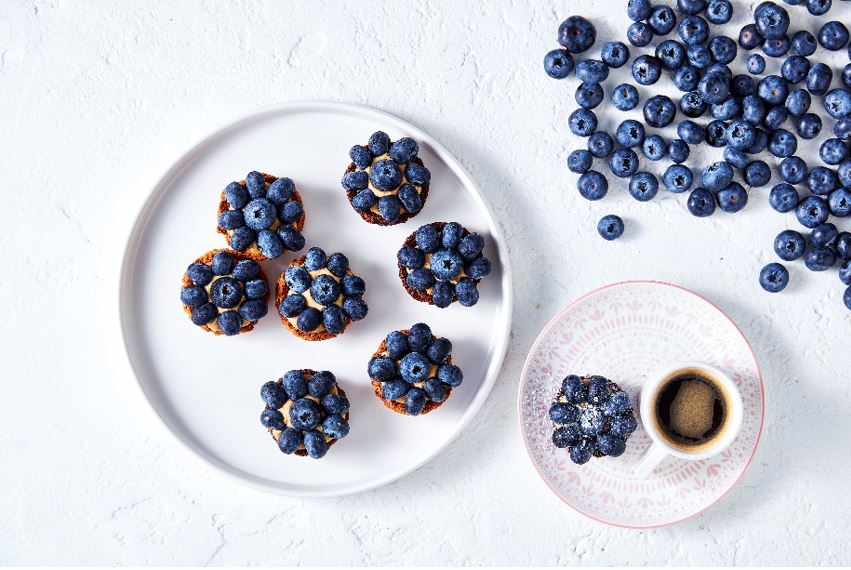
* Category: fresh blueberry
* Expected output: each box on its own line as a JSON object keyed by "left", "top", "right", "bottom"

{"left": 603, "top": 392, "right": 633, "bottom": 416}
{"left": 792, "top": 30, "right": 817, "bottom": 56}
{"left": 569, "top": 440, "right": 594, "bottom": 465}
{"left": 644, "top": 95, "right": 677, "bottom": 128}
{"left": 368, "top": 356, "right": 396, "bottom": 381}
{"left": 307, "top": 371, "right": 335, "bottom": 398}
{"left": 764, "top": 106, "right": 788, "bottom": 130}
{"left": 310, "top": 274, "right": 340, "bottom": 307}
{"left": 575, "top": 59, "right": 608, "bottom": 83}
{"left": 544, "top": 49, "right": 574, "bottom": 79}
{"left": 575, "top": 81, "right": 604, "bottom": 109}
{"left": 824, "top": 89, "right": 851, "bottom": 121}
{"left": 642, "top": 135, "right": 667, "bottom": 161}
{"left": 688, "top": 44, "right": 712, "bottom": 69}
{"left": 430, "top": 249, "right": 464, "bottom": 281}
{"left": 763, "top": 36, "right": 790, "bottom": 57}
{"left": 191, "top": 303, "right": 219, "bottom": 327}
{"left": 404, "top": 388, "right": 427, "bottom": 415}
{"left": 340, "top": 275, "right": 365, "bottom": 298}
{"left": 341, "top": 170, "right": 369, "bottom": 192}
{"left": 579, "top": 406, "right": 605, "bottom": 436}
{"left": 839, "top": 161, "right": 851, "bottom": 188}
{"left": 218, "top": 209, "right": 245, "bottom": 231}
{"left": 611, "top": 83, "right": 640, "bottom": 111}
{"left": 458, "top": 233, "right": 485, "bottom": 261}
{"left": 382, "top": 380, "right": 408, "bottom": 401}
{"left": 680, "top": 91, "right": 707, "bottom": 118}
{"left": 587, "top": 131, "right": 614, "bottom": 158}
{"left": 549, "top": 403, "right": 580, "bottom": 424}
{"left": 432, "top": 282, "right": 453, "bottom": 308}
{"left": 557, "top": 15, "right": 596, "bottom": 53}
{"left": 601, "top": 41, "right": 630, "bottom": 68}
{"left": 244, "top": 171, "right": 266, "bottom": 199}
{"left": 804, "top": 246, "right": 837, "bottom": 271}
{"left": 425, "top": 337, "right": 452, "bottom": 365}
{"left": 586, "top": 376, "right": 611, "bottom": 405}
{"left": 806, "top": 63, "right": 832, "bottom": 96}
{"left": 758, "top": 75, "right": 789, "bottom": 106}
{"left": 755, "top": 2, "right": 790, "bottom": 40}
{"left": 406, "top": 268, "right": 434, "bottom": 291}
{"left": 279, "top": 201, "right": 304, "bottom": 225}
{"left": 423, "top": 378, "right": 449, "bottom": 403}
{"left": 597, "top": 214, "right": 625, "bottom": 240}
{"left": 279, "top": 294, "right": 306, "bottom": 318}
{"left": 732, "top": 74, "right": 755, "bottom": 97}
{"left": 276, "top": 428, "right": 302, "bottom": 454}
{"left": 747, "top": 54, "right": 766, "bottom": 75}
{"left": 242, "top": 198, "right": 276, "bottom": 231}
{"left": 377, "top": 195, "right": 401, "bottom": 224}
{"left": 767, "top": 129, "right": 797, "bottom": 158}
{"left": 648, "top": 5, "right": 676, "bottom": 35}
{"left": 701, "top": 161, "right": 734, "bottom": 191}
{"left": 724, "top": 148, "right": 748, "bottom": 169}
{"left": 180, "top": 285, "right": 207, "bottom": 308}
{"left": 303, "top": 431, "right": 327, "bottom": 459}
{"left": 628, "top": 172, "right": 658, "bottom": 202}
{"left": 811, "top": 223, "right": 838, "bottom": 247}
{"left": 209, "top": 277, "right": 243, "bottom": 309}
{"left": 567, "top": 149, "right": 593, "bottom": 174}
{"left": 285, "top": 266, "right": 311, "bottom": 294}
{"left": 706, "top": 0, "right": 733, "bottom": 23}
{"left": 407, "top": 323, "right": 432, "bottom": 352}
{"left": 370, "top": 159, "right": 402, "bottom": 191}
{"left": 304, "top": 247, "right": 327, "bottom": 272}
{"left": 717, "top": 182, "right": 748, "bottom": 213}
{"left": 296, "top": 307, "right": 322, "bottom": 331}
{"left": 759, "top": 262, "right": 789, "bottom": 292}
{"left": 841, "top": 260, "right": 851, "bottom": 285}
{"left": 784, "top": 89, "right": 811, "bottom": 117}
{"left": 455, "top": 278, "right": 479, "bottom": 307}
{"left": 679, "top": 15, "right": 709, "bottom": 45}
{"left": 351, "top": 189, "right": 376, "bottom": 211}
{"left": 709, "top": 36, "right": 737, "bottom": 64}
{"left": 244, "top": 279, "right": 268, "bottom": 300}
{"left": 326, "top": 252, "right": 349, "bottom": 278}
{"left": 384, "top": 331, "right": 409, "bottom": 360}
{"left": 796, "top": 196, "right": 830, "bottom": 228}
{"left": 224, "top": 181, "right": 249, "bottom": 210}
{"left": 406, "top": 163, "right": 431, "bottom": 187}
{"left": 568, "top": 109, "right": 597, "bottom": 137}
{"left": 663, "top": 164, "right": 694, "bottom": 193}
{"left": 397, "top": 245, "right": 425, "bottom": 269}
{"left": 254, "top": 229, "right": 282, "bottom": 259}
{"left": 781, "top": 56, "right": 810, "bottom": 85}
{"left": 819, "top": 21, "right": 849, "bottom": 51}
{"left": 769, "top": 183, "right": 799, "bottom": 213}
{"left": 774, "top": 230, "right": 807, "bottom": 261}
{"left": 596, "top": 434, "right": 627, "bottom": 457}
{"left": 724, "top": 120, "right": 755, "bottom": 150}
{"left": 779, "top": 156, "right": 807, "bottom": 185}
{"left": 609, "top": 415, "right": 638, "bottom": 437}
{"left": 562, "top": 375, "right": 587, "bottom": 404}
{"left": 260, "top": 408, "right": 285, "bottom": 430}
{"left": 632, "top": 55, "right": 662, "bottom": 85}
{"left": 552, "top": 424, "right": 582, "bottom": 449}
{"left": 679, "top": 0, "right": 707, "bottom": 13}
{"left": 368, "top": 131, "right": 391, "bottom": 156}
{"left": 389, "top": 137, "right": 418, "bottom": 163}
{"left": 415, "top": 224, "right": 441, "bottom": 252}
{"left": 322, "top": 415, "right": 350, "bottom": 440}
{"left": 577, "top": 170, "right": 608, "bottom": 200}
{"left": 261, "top": 381, "right": 287, "bottom": 409}
{"left": 807, "top": 0, "right": 831, "bottom": 16}
{"left": 437, "top": 363, "right": 463, "bottom": 387}
{"left": 342, "top": 297, "right": 367, "bottom": 321}
{"left": 215, "top": 311, "right": 241, "bottom": 335}
{"left": 283, "top": 370, "right": 307, "bottom": 400}
{"left": 608, "top": 148, "right": 640, "bottom": 179}
{"left": 829, "top": 188, "right": 851, "bottom": 217}
{"left": 616, "top": 120, "right": 646, "bottom": 148}
{"left": 187, "top": 262, "right": 214, "bottom": 286}
{"left": 238, "top": 300, "right": 267, "bottom": 322}
{"left": 627, "top": 21, "right": 654, "bottom": 47}
{"left": 628, "top": 0, "right": 652, "bottom": 20}
{"left": 688, "top": 187, "right": 716, "bottom": 217}
{"left": 466, "top": 257, "right": 491, "bottom": 280}
{"left": 275, "top": 225, "right": 303, "bottom": 252}
{"left": 742, "top": 94, "right": 766, "bottom": 125}
{"left": 797, "top": 113, "right": 823, "bottom": 140}
{"left": 843, "top": 64, "right": 851, "bottom": 90}
{"left": 673, "top": 65, "right": 700, "bottom": 92}
{"left": 705, "top": 120, "right": 730, "bottom": 148}
{"left": 668, "top": 139, "right": 691, "bottom": 164}
{"left": 349, "top": 145, "right": 372, "bottom": 169}
{"left": 712, "top": 98, "right": 740, "bottom": 121}
{"left": 808, "top": 166, "right": 838, "bottom": 196}
{"left": 739, "top": 24, "right": 764, "bottom": 50}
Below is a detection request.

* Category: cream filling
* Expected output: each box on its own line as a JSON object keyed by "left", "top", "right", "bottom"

{"left": 404, "top": 253, "right": 468, "bottom": 295}
{"left": 271, "top": 386, "right": 340, "bottom": 447}
{"left": 285, "top": 267, "right": 346, "bottom": 333}
{"left": 362, "top": 153, "right": 424, "bottom": 215}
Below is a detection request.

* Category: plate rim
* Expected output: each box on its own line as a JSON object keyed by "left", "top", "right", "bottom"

{"left": 516, "top": 279, "right": 765, "bottom": 529}
{"left": 118, "top": 100, "right": 514, "bottom": 497}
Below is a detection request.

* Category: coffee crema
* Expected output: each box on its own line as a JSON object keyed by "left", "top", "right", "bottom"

{"left": 652, "top": 368, "right": 730, "bottom": 452}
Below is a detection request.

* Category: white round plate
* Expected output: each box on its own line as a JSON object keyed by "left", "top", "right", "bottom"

{"left": 119, "top": 102, "right": 512, "bottom": 496}
{"left": 518, "top": 281, "right": 764, "bottom": 528}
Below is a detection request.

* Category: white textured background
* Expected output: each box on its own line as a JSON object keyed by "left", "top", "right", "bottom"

{"left": 3, "top": 0, "right": 851, "bottom": 565}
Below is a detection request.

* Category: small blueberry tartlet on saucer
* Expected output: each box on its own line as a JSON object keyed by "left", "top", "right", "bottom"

{"left": 549, "top": 375, "right": 637, "bottom": 465}
{"left": 342, "top": 131, "right": 431, "bottom": 226}
{"left": 368, "top": 323, "right": 463, "bottom": 416}
{"left": 180, "top": 249, "right": 269, "bottom": 335}
{"left": 275, "top": 247, "right": 368, "bottom": 341}
{"left": 216, "top": 171, "right": 306, "bottom": 260}
{"left": 397, "top": 222, "right": 492, "bottom": 308}
{"left": 260, "top": 369, "right": 350, "bottom": 459}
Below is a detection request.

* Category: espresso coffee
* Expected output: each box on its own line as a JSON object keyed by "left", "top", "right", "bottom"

{"left": 653, "top": 370, "right": 728, "bottom": 450}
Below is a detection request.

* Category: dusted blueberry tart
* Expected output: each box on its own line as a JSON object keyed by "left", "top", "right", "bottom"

{"left": 180, "top": 249, "right": 269, "bottom": 335}
{"left": 549, "top": 375, "right": 637, "bottom": 465}
{"left": 275, "top": 247, "right": 368, "bottom": 341}
{"left": 342, "top": 131, "right": 431, "bottom": 226}
{"left": 216, "top": 171, "right": 306, "bottom": 260}
{"left": 368, "top": 323, "right": 462, "bottom": 416}
{"left": 260, "top": 369, "right": 350, "bottom": 459}
{"left": 397, "top": 222, "right": 491, "bottom": 308}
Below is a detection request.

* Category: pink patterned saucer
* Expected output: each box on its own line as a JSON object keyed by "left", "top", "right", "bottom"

{"left": 518, "top": 281, "right": 764, "bottom": 528}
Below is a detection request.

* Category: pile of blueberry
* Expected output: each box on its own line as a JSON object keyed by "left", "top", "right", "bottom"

{"left": 342, "top": 131, "right": 432, "bottom": 225}
{"left": 397, "top": 222, "right": 492, "bottom": 308}
{"left": 260, "top": 370, "right": 350, "bottom": 459}
{"left": 367, "top": 323, "right": 463, "bottom": 416}
{"left": 180, "top": 251, "right": 269, "bottom": 335}
{"left": 217, "top": 171, "right": 306, "bottom": 259}
{"left": 278, "top": 247, "right": 368, "bottom": 335}
{"left": 544, "top": 1, "right": 851, "bottom": 310}
{"left": 549, "top": 375, "right": 638, "bottom": 465}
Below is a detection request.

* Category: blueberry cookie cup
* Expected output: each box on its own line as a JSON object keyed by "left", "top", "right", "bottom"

{"left": 180, "top": 249, "right": 269, "bottom": 335}
{"left": 275, "top": 247, "right": 368, "bottom": 341}
{"left": 397, "top": 222, "right": 492, "bottom": 308}
{"left": 216, "top": 171, "right": 306, "bottom": 260}
{"left": 367, "top": 323, "right": 463, "bottom": 416}
{"left": 260, "top": 369, "right": 350, "bottom": 459}
{"left": 342, "top": 131, "right": 431, "bottom": 226}
{"left": 549, "top": 375, "right": 637, "bottom": 465}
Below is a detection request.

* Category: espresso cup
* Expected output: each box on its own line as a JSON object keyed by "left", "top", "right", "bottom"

{"left": 634, "top": 362, "right": 743, "bottom": 479}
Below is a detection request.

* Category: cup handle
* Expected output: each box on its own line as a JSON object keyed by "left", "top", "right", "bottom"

{"left": 634, "top": 443, "right": 669, "bottom": 479}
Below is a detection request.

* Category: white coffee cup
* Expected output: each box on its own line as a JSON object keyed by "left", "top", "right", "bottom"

{"left": 634, "top": 361, "right": 743, "bottom": 479}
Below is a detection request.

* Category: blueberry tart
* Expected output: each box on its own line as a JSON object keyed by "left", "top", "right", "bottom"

{"left": 549, "top": 375, "right": 637, "bottom": 465}
{"left": 368, "top": 323, "right": 462, "bottom": 416}
{"left": 397, "top": 222, "right": 491, "bottom": 308}
{"left": 342, "top": 131, "right": 431, "bottom": 226}
{"left": 180, "top": 249, "right": 270, "bottom": 335}
{"left": 216, "top": 171, "right": 306, "bottom": 260}
{"left": 275, "top": 247, "right": 368, "bottom": 341}
{"left": 260, "top": 369, "right": 350, "bottom": 459}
